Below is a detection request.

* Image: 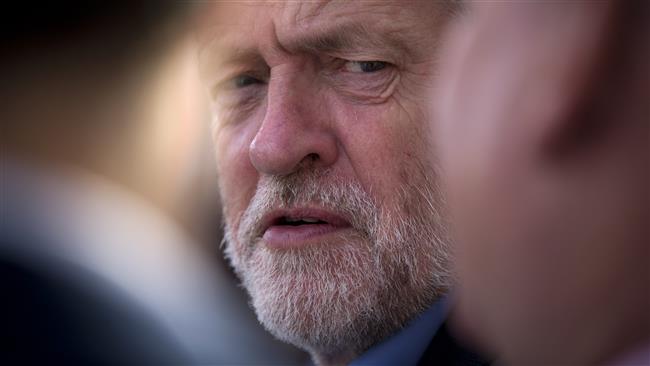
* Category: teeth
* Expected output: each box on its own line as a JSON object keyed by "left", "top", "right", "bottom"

{"left": 285, "top": 217, "right": 320, "bottom": 223}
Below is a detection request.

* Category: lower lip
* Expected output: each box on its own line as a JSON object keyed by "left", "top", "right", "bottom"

{"left": 262, "top": 224, "right": 351, "bottom": 249}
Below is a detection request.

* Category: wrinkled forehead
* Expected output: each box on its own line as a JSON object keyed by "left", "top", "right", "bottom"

{"left": 196, "top": 1, "right": 451, "bottom": 69}
{"left": 198, "top": 1, "right": 408, "bottom": 43}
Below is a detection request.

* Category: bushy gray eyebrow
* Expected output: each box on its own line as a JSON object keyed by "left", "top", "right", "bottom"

{"left": 204, "top": 21, "right": 409, "bottom": 66}
{"left": 199, "top": 20, "right": 410, "bottom": 86}
{"left": 283, "top": 22, "right": 410, "bottom": 57}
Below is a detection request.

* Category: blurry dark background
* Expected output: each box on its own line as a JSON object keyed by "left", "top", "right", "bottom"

{"left": 1, "top": 3, "right": 308, "bottom": 364}
{"left": 2, "top": 2, "right": 218, "bottom": 240}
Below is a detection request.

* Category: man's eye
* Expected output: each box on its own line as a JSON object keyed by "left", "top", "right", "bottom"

{"left": 233, "top": 74, "right": 263, "bottom": 88}
{"left": 342, "top": 61, "right": 387, "bottom": 73}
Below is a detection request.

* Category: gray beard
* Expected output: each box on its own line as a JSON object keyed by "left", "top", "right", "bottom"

{"left": 222, "top": 164, "right": 452, "bottom": 361}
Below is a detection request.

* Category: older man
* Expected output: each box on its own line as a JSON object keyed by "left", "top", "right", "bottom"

{"left": 435, "top": 1, "right": 649, "bottom": 365}
{"left": 197, "top": 1, "right": 482, "bottom": 365}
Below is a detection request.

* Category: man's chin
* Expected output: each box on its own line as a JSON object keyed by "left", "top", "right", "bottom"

{"left": 238, "top": 241, "right": 391, "bottom": 354}
{"left": 249, "top": 275, "right": 388, "bottom": 358}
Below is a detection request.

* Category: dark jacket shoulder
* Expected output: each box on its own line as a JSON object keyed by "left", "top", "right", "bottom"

{"left": 418, "top": 323, "right": 490, "bottom": 366}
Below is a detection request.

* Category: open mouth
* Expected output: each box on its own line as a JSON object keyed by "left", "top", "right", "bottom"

{"left": 274, "top": 217, "right": 329, "bottom": 226}
{"left": 260, "top": 208, "right": 352, "bottom": 249}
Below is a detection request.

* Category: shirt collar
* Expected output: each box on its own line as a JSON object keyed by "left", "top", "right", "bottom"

{"left": 350, "top": 296, "right": 450, "bottom": 366}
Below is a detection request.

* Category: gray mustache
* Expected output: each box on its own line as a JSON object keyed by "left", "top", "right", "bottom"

{"left": 238, "top": 173, "right": 377, "bottom": 242}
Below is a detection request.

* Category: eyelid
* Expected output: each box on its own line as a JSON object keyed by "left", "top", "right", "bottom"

{"left": 341, "top": 60, "right": 389, "bottom": 73}
{"left": 323, "top": 49, "right": 401, "bottom": 68}
{"left": 321, "top": 57, "right": 399, "bottom": 104}
{"left": 214, "top": 66, "right": 269, "bottom": 88}
{"left": 233, "top": 74, "right": 265, "bottom": 88}
{"left": 231, "top": 71, "right": 268, "bottom": 86}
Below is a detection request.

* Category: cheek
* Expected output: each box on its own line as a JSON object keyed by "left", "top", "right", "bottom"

{"left": 213, "top": 124, "right": 259, "bottom": 225}
{"left": 331, "top": 99, "right": 431, "bottom": 200}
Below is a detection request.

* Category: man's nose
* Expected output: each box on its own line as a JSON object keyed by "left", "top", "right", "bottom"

{"left": 249, "top": 72, "right": 338, "bottom": 176}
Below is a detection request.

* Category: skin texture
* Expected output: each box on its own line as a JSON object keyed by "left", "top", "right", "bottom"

{"left": 197, "top": 1, "right": 456, "bottom": 364}
{"left": 435, "top": 2, "right": 649, "bottom": 365}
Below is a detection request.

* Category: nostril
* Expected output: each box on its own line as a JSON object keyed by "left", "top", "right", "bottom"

{"left": 293, "top": 153, "right": 321, "bottom": 172}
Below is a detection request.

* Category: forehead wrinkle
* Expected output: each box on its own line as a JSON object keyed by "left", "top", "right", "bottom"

{"left": 200, "top": 0, "right": 444, "bottom": 76}
{"left": 275, "top": 2, "right": 443, "bottom": 60}
{"left": 280, "top": 22, "right": 410, "bottom": 58}
{"left": 289, "top": 0, "right": 335, "bottom": 24}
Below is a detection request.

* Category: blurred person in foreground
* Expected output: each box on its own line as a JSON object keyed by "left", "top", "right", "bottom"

{"left": 1, "top": 3, "right": 305, "bottom": 364}
{"left": 435, "top": 1, "right": 649, "bottom": 365}
{"left": 197, "top": 1, "right": 487, "bottom": 365}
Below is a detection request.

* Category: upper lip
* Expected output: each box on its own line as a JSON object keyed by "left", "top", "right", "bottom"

{"left": 259, "top": 207, "right": 351, "bottom": 235}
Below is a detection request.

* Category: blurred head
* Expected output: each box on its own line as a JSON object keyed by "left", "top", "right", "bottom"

{"left": 435, "top": 2, "right": 649, "bottom": 365}
{"left": 197, "top": 1, "right": 458, "bottom": 363}
{"left": 2, "top": 4, "right": 208, "bottom": 225}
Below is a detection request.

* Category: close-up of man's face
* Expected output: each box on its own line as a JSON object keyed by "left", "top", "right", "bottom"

{"left": 7, "top": 2, "right": 650, "bottom": 366}
{"left": 198, "top": 1, "right": 456, "bottom": 362}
